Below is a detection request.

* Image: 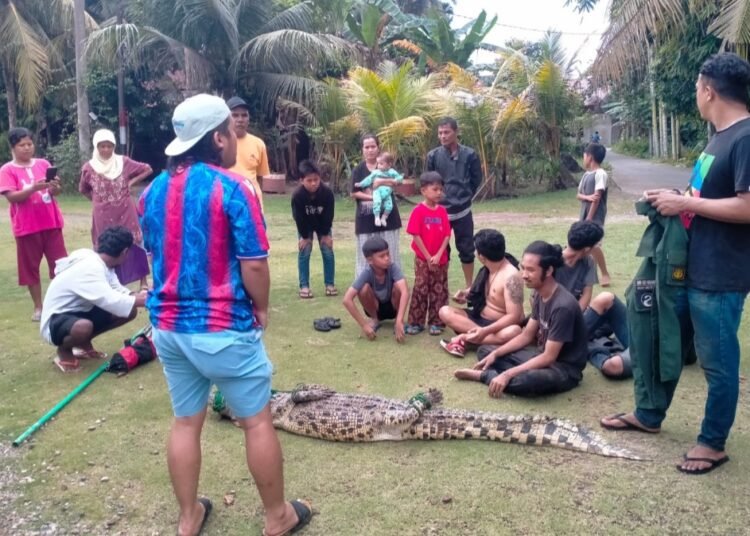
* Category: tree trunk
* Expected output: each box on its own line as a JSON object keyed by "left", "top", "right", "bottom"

{"left": 117, "top": 8, "right": 128, "bottom": 154}
{"left": 659, "top": 101, "right": 668, "bottom": 158}
{"left": 670, "top": 114, "right": 679, "bottom": 160}
{"left": 2, "top": 66, "right": 17, "bottom": 129}
{"left": 74, "top": 0, "right": 91, "bottom": 157}
{"left": 648, "top": 45, "right": 659, "bottom": 158}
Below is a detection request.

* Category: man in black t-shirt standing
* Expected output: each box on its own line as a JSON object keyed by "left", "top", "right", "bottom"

{"left": 455, "top": 241, "right": 588, "bottom": 397}
{"left": 602, "top": 53, "right": 750, "bottom": 475}
{"left": 426, "top": 117, "right": 483, "bottom": 295}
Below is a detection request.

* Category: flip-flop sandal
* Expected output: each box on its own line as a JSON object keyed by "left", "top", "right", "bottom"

{"left": 439, "top": 338, "right": 465, "bottom": 358}
{"left": 325, "top": 287, "right": 339, "bottom": 297}
{"left": 404, "top": 324, "right": 424, "bottom": 335}
{"left": 53, "top": 356, "right": 82, "bottom": 373}
{"left": 676, "top": 455, "right": 729, "bottom": 475}
{"left": 73, "top": 349, "right": 108, "bottom": 360}
{"left": 313, "top": 318, "right": 332, "bottom": 332}
{"left": 31, "top": 310, "right": 42, "bottom": 322}
{"left": 182, "top": 497, "right": 212, "bottom": 536}
{"left": 428, "top": 325, "right": 444, "bottom": 336}
{"left": 299, "top": 288, "right": 313, "bottom": 299}
{"left": 262, "top": 499, "right": 313, "bottom": 536}
{"left": 323, "top": 317, "right": 341, "bottom": 329}
{"left": 599, "top": 413, "right": 660, "bottom": 433}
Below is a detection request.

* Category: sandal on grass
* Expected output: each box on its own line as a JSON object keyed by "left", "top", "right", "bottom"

{"left": 323, "top": 317, "right": 341, "bottom": 329}
{"left": 599, "top": 413, "right": 660, "bottom": 433}
{"left": 31, "top": 310, "right": 42, "bottom": 322}
{"left": 439, "top": 338, "right": 465, "bottom": 358}
{"left": 313, "top": 318, "right": 331, "bottom": 332}
{"left": 313, "top": 317, "right": 342, "bottom": 332}
{"left": 404, "top": 324, "right": 424, "bottom": 335}
{"left": 429, "top": 325, "right": 444, "bottom": 336}
{"left": 54, "top": 356, "right": 82, "bottom": 373}
{"left": 677, "top": 455, "right": 729, "bottom": 475}
{"left": 298, "top": 288, "right": 313, "bottom": 299}
{"left": 262, "top": 499, "right": 313, "bottom": 536}
{"left": 325, "top": 286, "right": 339, "bottom": 297}
{"left": 73, "top": 348, "right": 108, "bottom": 360}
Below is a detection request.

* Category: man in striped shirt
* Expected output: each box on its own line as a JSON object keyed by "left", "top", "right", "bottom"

{"left": 139, "top": 94, "right": 311, "bottom": 536}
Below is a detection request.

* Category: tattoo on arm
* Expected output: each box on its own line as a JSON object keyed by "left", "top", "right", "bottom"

{"left": 507, "top": 275, "right": 524, "bottom": 305}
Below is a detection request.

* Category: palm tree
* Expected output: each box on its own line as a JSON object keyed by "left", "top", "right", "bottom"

{"left": 0, "top": 0, "right": 89, "bottom": 128}
{"left": 343, "top": 60, "right": 447, "bottom": 172}
{"left": 85, "top": 0, "right": 354, "bottom": 111}
{"left": 492, "top": 33, "right": 580, "bottom": 189}
{"left": 569, "top": 0, "right": 750, "bottom": 76}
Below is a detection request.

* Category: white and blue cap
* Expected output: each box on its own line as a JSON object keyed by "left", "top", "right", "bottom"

{"left": 164, "top": 94, "right": 230, "bottom": 156}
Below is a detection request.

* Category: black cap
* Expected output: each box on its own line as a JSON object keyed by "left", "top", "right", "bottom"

{"left": 226, "top": 96, "right": 249, "bottom": 110}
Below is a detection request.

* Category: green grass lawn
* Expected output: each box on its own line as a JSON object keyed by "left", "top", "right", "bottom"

{"left": 1, "top": 190, "right": 749, "bottom": 535}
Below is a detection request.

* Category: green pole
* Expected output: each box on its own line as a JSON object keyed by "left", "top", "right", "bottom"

{"left": 12, "top": 324, "right": 151, "bottom": 448}
{"left": 12, "top": 361, "right": 109, "bottom": 447}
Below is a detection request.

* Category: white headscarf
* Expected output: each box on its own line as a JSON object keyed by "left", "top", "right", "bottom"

{"left": 89, "top": 129, "right": 123, "bottom": 180}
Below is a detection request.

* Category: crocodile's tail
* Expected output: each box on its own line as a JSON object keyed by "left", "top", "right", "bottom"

{"left": 411, "top": 411, "right": 647, "bottom": 460}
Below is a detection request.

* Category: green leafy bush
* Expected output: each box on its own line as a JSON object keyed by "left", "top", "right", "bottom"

{"left": 614, "top": 138, "right": 650, "bottom": 159}
{"left": 46, "top": 133, "right": 83, "bottom": 192}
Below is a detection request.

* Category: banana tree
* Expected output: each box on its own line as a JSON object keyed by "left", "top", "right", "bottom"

{"left": 345, "top": 0, "right": 423, "bottom": 67}
{"left": 404, "top": 9, "right": 497, "bottom": 68}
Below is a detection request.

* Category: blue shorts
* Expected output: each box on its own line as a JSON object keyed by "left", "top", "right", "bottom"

{"left": 152, "top": 327, "right": 273, "bottom": 419}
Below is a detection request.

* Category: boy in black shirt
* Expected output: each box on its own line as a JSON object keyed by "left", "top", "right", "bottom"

{"left": 455, "top": 241, "right": 588, "bottom": 397}
{"left": 291, "top": 160, "right": 336, "bottom": 299}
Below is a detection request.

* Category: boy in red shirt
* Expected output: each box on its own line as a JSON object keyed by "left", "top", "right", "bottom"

{"left": 405, "top": 172, "right": 452, "bottom": 336}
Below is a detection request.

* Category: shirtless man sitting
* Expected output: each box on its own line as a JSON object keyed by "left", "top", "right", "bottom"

{"left": 438, "top": 229, "right": 524, "bottom": 358}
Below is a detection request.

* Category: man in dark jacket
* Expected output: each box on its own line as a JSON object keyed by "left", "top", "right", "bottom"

{"left": 602, "top": 53, "right": 750, "bottom": 475}
{"left": 426, "top": 117, "right": 483, "bottom": 295}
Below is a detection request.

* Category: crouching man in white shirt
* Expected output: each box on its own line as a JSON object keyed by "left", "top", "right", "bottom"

{"left": 40, "top": 226, "right": 147, "bottom": 373}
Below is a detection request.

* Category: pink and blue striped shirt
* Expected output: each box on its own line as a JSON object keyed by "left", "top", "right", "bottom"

{"left": 138, "top": 162, "right": 268, "bottom": 333}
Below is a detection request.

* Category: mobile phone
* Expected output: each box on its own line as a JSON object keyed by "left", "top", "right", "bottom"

{"left": 45, "top": 166, "right": 57, "bottom": 182}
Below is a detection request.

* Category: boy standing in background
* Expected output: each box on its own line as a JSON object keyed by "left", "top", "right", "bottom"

{"left": 576, "top": 143, "right": 611, "bottom": 286}
{"left": 405, "top": 172, "right": 451, "bottom": 336}
{"left": 291, "top": 160, "right": 336, "bottom": 299}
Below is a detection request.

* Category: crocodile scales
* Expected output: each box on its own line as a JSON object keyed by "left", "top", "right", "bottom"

{"left": 210, "top": 384, "right": 645, "bottom": 460}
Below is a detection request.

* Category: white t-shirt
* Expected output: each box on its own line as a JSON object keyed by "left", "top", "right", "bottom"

{"left": 40, "top": 249, "right": 136, "bottom": 344}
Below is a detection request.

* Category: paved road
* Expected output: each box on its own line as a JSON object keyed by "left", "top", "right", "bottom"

{"left": 607, "top": 150, "right": 692, "bottom": 196}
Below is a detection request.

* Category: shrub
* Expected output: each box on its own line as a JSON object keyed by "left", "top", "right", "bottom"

{"left": 45, "top": 133, "right": 83, "bottom": 192}
{"left": 614, "top": 137, "right": 650, "bottom": 159}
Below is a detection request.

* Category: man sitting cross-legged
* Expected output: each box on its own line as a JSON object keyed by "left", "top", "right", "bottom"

{"left": 438, "top": 229, "right": 524, "bottom": 358}
{"left": 40, "top": 226, "right": 147, "bottom": 373}
{"left": 342, "top": 236, "right": 409, "bottom": 342}
{"left": 455, "top": 241, "right": 588, "bottom": 398}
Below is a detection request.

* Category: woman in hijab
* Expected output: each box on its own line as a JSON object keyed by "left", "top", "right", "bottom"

{"left": 79, "top": 129, "right": 153, "bottom": 288}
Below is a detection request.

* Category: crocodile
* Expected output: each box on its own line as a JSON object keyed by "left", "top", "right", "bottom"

{"left": 210, "top": 384, "right": 645, "bottom": 461}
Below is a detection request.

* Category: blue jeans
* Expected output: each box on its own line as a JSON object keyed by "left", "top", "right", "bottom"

{"left": 690, "top": 288, "right": 747, "bottom": 451}
{"left": 298, "top": 233, "right": 335, "bottom": 289}
{"left": 583, "top": 296, "right": 632, "bottom": 376}
{"left": 635, "top": 288, "right": 746, "bottom": 450}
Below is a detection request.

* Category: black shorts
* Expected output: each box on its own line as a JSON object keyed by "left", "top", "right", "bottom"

{"left": 365, "top": 300, "right": 398, "bottom": 321}
{"left": 48, "top": 306, "right": 114, "bottom": 346}
{"left": 467, "top": 308, "right": 494, "bottom": 328}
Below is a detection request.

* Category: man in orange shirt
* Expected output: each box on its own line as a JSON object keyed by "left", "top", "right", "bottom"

{"left": 226, "top": 96, "right": 271, "bottom": 212}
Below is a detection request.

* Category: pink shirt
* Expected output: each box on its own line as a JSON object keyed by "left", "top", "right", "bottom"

{"left": 406, "top": 202, "right": 451, "bottom": 265}
{"left": 0, "top": 159, "right": 64, "bottom": 237}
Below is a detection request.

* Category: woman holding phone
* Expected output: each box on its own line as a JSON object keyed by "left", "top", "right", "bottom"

{"left": 79, "top": 129, "right": 152, "bottom": 288}
{"left": 0, "top": 127, "right": 67, "bottom": 321}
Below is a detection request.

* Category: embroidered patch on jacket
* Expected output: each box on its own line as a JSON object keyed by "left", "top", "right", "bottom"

{"left": 671, "top": 267, "right": 686, "bottom": 281}
{"left": 635, "top": 279, "right": 656, "bottom": 309}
